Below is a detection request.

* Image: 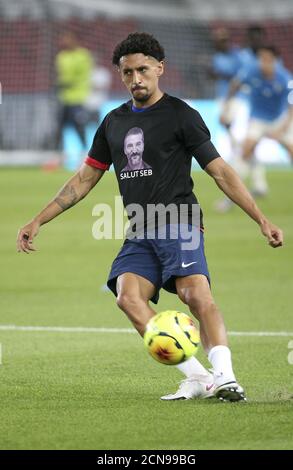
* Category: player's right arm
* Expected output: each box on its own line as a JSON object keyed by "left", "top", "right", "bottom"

{"left": 17, "top": 163, "right": 104, "bottom": 253}
{"left": 205, "top": 157, "right": 283, "bottom": 248}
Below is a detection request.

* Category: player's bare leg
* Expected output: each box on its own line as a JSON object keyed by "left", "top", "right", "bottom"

{"left": 242, "top": 137, "right": 257, "bottom": 162}
{"left": 238, "top": 138, "right": 257, "bottom": 179}
{"left": 280, "top": 141, "right": 293, "bottom": 163}
{"left": 239, "top": 138, "right": 268, "bottom": 196}
{"left": 176, "top": 274, "right": 246, "bottom": 402}
{"left": 176, "top": 274, "right": 227, "bottom": 352}
{"left": 116, "top": 273, "right": 214, "bottom": 400}
{"left": 250, "top": 160, "right": 268, "bottom": 197}
{"left": 116, "top": 272, "right": 156, "bottom": 336}
{"left": 215, "top": 138, "right": 259, "bottom": 213}
{"left": 217, "top": 137, "right": 268, "bottom": 210}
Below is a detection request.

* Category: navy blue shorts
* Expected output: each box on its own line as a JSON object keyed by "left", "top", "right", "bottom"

{"left": 107, "top": 225, "right": 210, "bottom": 304}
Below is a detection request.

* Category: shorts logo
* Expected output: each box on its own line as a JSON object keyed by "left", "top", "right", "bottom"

{"left": 181, "top": 261, "right": 197, "bottom": 268}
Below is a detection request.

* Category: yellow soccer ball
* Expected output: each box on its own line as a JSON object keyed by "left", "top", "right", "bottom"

{"left": 143, "top": 310, "right": 200, "bottom": 365}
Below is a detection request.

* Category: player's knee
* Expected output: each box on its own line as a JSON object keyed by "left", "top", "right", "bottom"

{"left": 242, "top": 141, "right": 255, "bottom": 159}
{"left": 242, "top": 148, "right": 251, "bottom": 160}
{"left": 116, "top": 292, "right": 140, "bottom": 313}
{"left": 196, "top": 300, "right": 218, "bottom": 318}
{"left": 185, "top": 291, "right": 216, "bottom": 317}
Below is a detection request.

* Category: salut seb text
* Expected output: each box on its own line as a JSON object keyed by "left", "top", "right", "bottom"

{"left": 120, "top": 169, "right": 153, "bottom": 180}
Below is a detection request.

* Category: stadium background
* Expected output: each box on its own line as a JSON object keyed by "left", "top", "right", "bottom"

{"left": 0, "top": 0, "right": 293, "bottom": 451}
{"left": 1, "top": 0, "right": 293, "bottom": 164}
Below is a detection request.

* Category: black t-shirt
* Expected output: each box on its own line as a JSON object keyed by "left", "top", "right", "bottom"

{"left": 86, "top": 94, "right": 221, "bottom": 228}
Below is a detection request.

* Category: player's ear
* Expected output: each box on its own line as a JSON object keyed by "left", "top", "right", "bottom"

{"left": 157, "top": 61, "right": 164, "bottom": 77}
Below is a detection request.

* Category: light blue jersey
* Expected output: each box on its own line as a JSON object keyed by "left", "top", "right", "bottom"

{"left": 238, "top": 47, "right": 258, "bottom": 69}
{"left": 236, "top": 48, "right": 259, "bottom": 102}
{"left": 237, "top": 62, "right": 292, "bottom": 121}
{"left": 212, "top": 47, "right": 242, "bottom": 98}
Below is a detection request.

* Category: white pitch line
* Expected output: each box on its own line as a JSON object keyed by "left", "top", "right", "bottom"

{"left": 228, "top": 331, "right": 293, "bottom": 337}
{"left": 0, "top": 325, "right": 135, "bottom": 334}
{"left": 0, "top": 325, "right": 292, "bottom": 337}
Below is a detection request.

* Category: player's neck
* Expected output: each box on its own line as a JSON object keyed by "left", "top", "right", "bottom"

{"left": 263, "top": 70, "right": 274, "bottom": 80}
{"left": 132, "top": 89, "right": 164, "bottom": 109}
{"left": 262, "top": 66, "right": 276, "bottom": 80}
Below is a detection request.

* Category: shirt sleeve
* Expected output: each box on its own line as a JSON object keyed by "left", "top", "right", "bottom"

{"left": 85, "top": 116, "right": 112, "bottom": 170}
{"left": 180, "top": 103, "right": 221, "bottom": 169}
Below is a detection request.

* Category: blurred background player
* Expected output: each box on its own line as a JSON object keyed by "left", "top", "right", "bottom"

{"left": 212, "top": 25, "right": 269, "bottom": 211}
{"left": 209, "top": 28, "right": 242, "bottom": 149}
{"left": 223, "top": 45, "right": 293, "bottom": 188}
{"left": 55, "top": 32, "right": 93, "bottom": 163}
{"left": 211, "top": 25, "right": 268, "bottom": 212}
{"left": 234, "top": 25, "right": 269, "bottom": 197}
{"left": 239, "top": 24, "right": 267, "bottom": 68}
{"left": 85, "top": 55, "right": 112, "bottom": 130}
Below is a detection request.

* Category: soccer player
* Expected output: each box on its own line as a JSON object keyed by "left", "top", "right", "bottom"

{"left": 55, "top": 32, "right": 93, "bottom": 154}
{"left": 238, "top": 24, "right": 267, "bottom": 68}
{"left": 85, "top": 56, "right": 112, "bottom": 126}
{"left": 233, "top": 24, "right": 269, "bottom": 198}
{"left": 212, "top": 26, "right": 269, "bottom": 212}
{"left": 223, "top": 45, "right": 293, "bottom": 173}
{"left": 210, "top": 27, "right": 242, "bottom": 125}
{"left": 17, "top": 33, "right": 283, "bottom": 402}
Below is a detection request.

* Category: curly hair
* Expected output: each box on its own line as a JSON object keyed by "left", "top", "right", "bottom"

{"left": 112, "top": 32, "right": 165, "bottom": 65}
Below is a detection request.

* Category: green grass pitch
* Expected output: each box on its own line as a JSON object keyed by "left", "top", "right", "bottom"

{"left": 0, "top": 167, "right": 292, "bottom": 450}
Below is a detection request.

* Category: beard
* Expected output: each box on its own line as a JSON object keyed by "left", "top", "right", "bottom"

{"left": 132, "top": 88, "right": 150, "bottom": 103}
{"left": 133, "top": 94, "right": 150, "bottom": 103}
{"left": 130, "top": 154, "right": 141, "bottom": 164}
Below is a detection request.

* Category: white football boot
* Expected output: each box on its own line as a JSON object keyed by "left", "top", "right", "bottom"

{"left": 160, "top": 373, "right": 215, "bottom": 401}
{"left": 213, "top": 373, "right": 246, "bottom": 402}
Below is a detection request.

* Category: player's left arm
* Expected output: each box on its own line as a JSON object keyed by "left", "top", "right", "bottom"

{"left": 205, "top": 157, "right": 283, "bottom": 248}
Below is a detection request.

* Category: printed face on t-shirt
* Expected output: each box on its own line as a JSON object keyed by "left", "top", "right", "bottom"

{"left": 122, "top": 128, "right": 149, "bottom": 171}
{"left": 125, "top": 132, "right": 144, "bottom": 166}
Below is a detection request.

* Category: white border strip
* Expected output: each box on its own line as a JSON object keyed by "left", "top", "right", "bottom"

{"left": 0, "top": 325, "right": 292, "bottom": 337}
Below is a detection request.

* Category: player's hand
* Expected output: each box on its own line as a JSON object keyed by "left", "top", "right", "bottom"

{"left": 17, "top": 220, "right": 40, "bottom": 254}
{"left": 219, "top": 101, "right": 232, "bottom": 128}
{"left": 260, "top": 220, "right": 283, "bottom": 248}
